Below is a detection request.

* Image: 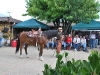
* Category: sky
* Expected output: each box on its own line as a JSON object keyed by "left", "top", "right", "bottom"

{"left": 0, "top": 0, "right": 100, "bottom": 21}
{"left": 0, "top": 0, "right": 31, "bottom": 21}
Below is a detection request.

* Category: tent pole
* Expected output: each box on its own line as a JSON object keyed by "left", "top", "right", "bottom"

{"left": 70, "top": 29, "right": 72, "bottom": 35}
{"left": 12, "top": 26, "right": 13, "bottom": 39}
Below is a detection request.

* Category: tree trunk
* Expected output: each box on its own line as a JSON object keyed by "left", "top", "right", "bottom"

{"left": 53, "top": 21, "right": 57, "bottom": 29}
{"left": 56, "top": 19, "right": 60, "bottom": 29}
{"left": 53, "top": 19, "right": 72, "bottom": 35}
{"left": 62, "top": 19, "right": 72, "bottom": 35}
{"left": 53, "top": 19, "right": 60, "bottom": 29}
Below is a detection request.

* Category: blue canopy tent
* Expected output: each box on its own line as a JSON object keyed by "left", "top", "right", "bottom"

{"left": 12, "top": 18, "right": 50, "bottom": 29}
{"left": 72, "top": 20, "right": 100, "bottom": 30}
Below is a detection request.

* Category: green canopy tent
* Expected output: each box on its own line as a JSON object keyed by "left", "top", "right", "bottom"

{"left": 72, "top": 22, "right": 89, "bottom": 30}
{"left": 72, "top": 20, "right": 100, "bottom": 30}
{"left": 12, "top": 18, "right": 50, "bottom": 29}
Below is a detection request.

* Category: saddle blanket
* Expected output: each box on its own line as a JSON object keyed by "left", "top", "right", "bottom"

{"left": 27, "top": 31, "right": 35, "bottom": 37}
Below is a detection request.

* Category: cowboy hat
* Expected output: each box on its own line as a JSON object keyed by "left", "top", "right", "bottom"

{"left": 58, "top": 27, "right": 62, "bottom": 30}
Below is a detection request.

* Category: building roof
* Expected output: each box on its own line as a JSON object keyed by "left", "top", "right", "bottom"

{"left": 0, "top": 17, "right": 21, "bottom": 23}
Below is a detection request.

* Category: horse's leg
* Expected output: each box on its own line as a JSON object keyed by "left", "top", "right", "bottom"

{"left": 38, "top": 44, "right": 40, "bottom": 51}
{"left": 24, "top": 44, "right": 29, "bottom": 58}
{"left": 20, "top": 44, "right": 23, "bottom": 58}
{"left": 39, "top": 44, "right": 44, "bottom": 61}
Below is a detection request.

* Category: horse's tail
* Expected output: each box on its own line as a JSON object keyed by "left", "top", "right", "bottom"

{"left": 15, "top": 35, "right": 20, "bottom": 53}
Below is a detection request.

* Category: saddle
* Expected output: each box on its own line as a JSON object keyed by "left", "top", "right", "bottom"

{"left": 27, "top": 28, "right": 42, "bottom": 38}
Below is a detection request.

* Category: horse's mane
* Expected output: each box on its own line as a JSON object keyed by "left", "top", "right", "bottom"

{"left": 42, "top": 30, "right": 58, "bottom": 39}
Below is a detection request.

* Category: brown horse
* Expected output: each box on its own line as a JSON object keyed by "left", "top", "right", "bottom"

{"left": 15, "top": 29, "right": 62, "bottom": 61}
{"left": 15, "top": 31, "right": 38, "bottom": 57}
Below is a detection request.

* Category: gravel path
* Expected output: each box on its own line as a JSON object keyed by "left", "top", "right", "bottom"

{"left": 0, "top": 46, "right": 97, "bottom": 75}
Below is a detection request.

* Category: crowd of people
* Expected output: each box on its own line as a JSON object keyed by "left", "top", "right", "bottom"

{"left": 46, "top": 31, "right": 100, "bottom": 52}
{"left": 1, "top": 25, "right": 100, "bottom": 52}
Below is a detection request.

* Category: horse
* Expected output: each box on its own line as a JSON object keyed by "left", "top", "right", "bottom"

{"left": 15, "top": 29, "right": 62, "bottom": 61}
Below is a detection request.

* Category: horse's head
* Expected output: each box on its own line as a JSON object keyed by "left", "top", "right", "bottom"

{"left": 37, "top": 28, "right": 42, "bottom": 37}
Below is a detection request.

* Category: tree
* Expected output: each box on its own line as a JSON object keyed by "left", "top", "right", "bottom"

{"left": 24, "top": 0, "right": 100, "bottom": 34}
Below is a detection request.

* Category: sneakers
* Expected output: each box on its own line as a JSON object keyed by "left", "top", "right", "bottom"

{"left": 83, "top": 50, "right": 89, "bottom": 52}
{"left": 74, "top": 49, "right": 77, "bottom": 51}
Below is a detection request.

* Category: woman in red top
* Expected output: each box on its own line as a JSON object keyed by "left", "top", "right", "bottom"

{"left": 66, "top": 34, "right": 72, "bottom": 50}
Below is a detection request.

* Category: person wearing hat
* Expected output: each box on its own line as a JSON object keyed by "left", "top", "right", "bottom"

{"left": 56, "top": 27, "right": 63, "bottom": 57}
{"left": 57, "top": 27, "right": 63, "bottom": 40}
{"left": 58, "top": 27, "right": 63, "bottom": 33}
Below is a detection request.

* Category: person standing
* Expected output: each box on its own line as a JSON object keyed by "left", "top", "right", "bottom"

{"left": 85, "top": 34, "right": 89, "bottom": 47}
{"left": 95, "top": 31, "right": 99, "bottom": 48}
{"left": 90, "top": 32, "right": 96, "bottom": 49}
{"left": 56, "top": 27, "right": 63, "bottom": 56}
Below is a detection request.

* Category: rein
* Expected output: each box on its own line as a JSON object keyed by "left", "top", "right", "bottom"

{"left": 50, "top": 49, "right": 56, "bottom": 58}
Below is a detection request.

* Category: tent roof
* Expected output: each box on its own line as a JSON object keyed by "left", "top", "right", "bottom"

{"left": 12, "top": 18, "right": 50, "bottom": 29}
{"left": 72, "top": 20, "right": 100, "bottom": 30}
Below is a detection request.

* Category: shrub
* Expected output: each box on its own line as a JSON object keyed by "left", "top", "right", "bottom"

{"left": 43, "top": 50, "right": 100, "bottom": 75}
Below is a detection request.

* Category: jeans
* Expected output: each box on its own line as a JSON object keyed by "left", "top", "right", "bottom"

{"left": 73, "top": 43, "right": 79, "bottom": 50}
{"left": 95, "top": 39, "right": 98, "bottom": 47}
{"left": 67, "top": 43, "right": 72, "bottom": 47}
{"left": 90, "top": 39, "right": 95, "bottom": 49}
{"left": 46, "top": 42, "right": 54, "bottom": 48}
{"left": 81, "top": 43, "right": 86, "bottom": 50}
{"left": 62, "top": 41, "right": 67, "bottom": 48}
{"left": 0, "top": 38, "right": 2, "bottom": 47}
{"left": 86, "top": 40, "right": 89, "bottom": 47}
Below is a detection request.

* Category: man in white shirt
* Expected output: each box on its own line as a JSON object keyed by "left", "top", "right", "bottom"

{"left": 73, "top": 35, "right": 80, "bottom": 51}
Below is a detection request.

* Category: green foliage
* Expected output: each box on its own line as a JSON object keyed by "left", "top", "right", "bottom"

{"left": 43, "top": 50, "right": 100, "bottom": 75}
{"left": 25, "top": 0, "right": 100, "bottom": 23}
{"left": 25, "top": 0, "right": 100, "bottom": 34}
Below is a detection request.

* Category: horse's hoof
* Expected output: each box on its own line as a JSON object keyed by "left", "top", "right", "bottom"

{"left": 20, "top": 57, "right": 22, "bottom": 59}
{"left": 20, "top": 55, "right": 22, "bottom": 59}
{"left": 39, "top": 59, "right": 44, "bottom": 61}
{"left": 15, "top": 51, "right": 18, "bottom": 54}
{"left": 26, "top": 55, "right": 29, "bottom": 58}
{"left": 39, "top": 57, "right": 44, "bottom": 61}
{"left": 27, "top": 56, "right": 29, "bottom": 58}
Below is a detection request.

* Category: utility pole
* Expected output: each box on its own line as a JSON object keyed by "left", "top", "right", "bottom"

{"left": 7, "top": 11, "right": 13, "bottom": 42}
{"left": 7, "top": 12, "right": 11, "bottom": 17}
{"left": 7, "top": 11, "right": 11, "bottom": 24}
